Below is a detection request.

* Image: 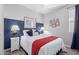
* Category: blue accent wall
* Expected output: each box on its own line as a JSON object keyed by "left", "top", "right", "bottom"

{"left": 4, "top": 18, "right": 24, "bottom": 49}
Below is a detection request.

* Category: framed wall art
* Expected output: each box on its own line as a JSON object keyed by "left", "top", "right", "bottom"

{"left": 49, "top": 18, "right": 60, "bottom": 28}
{"left": 24, "top": 16, "right": 36, "bottom": 28}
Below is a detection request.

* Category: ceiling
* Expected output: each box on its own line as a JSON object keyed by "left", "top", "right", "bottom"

{"left": 21, "top": 4, "right": 66, "bottom": 14}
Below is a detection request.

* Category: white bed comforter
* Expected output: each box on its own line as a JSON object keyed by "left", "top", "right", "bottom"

{"left": 20, "top": 34, "right": 65, "bottom": 55}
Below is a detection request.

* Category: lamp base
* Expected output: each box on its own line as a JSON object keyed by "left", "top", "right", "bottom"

{"left": 12, "top": 33, "right": 17, "bottom": 37}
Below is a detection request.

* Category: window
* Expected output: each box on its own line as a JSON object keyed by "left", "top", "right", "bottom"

{"left": 68, "top": 7, "right": 75, "bottom": 32}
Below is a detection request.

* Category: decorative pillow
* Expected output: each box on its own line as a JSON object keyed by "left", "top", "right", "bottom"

{"left": 26, "top": 29, "right": 33, "bottom": 36}
{"left": 23, "top": 30, "right": 29, "bottom": 36}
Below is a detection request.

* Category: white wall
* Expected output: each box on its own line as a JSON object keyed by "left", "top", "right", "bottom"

{"left": 0, "top": 5, "right": 4, "bottom": 55}
{"left": 3, "top": 4, "right": 43, "bottom": 23}
{"left": 44, "top": 5, "right": 74, "bottom": 48}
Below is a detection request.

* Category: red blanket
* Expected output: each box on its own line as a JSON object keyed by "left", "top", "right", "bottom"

{"left": 32, "top": 36, "right": 58, "bottom": 55}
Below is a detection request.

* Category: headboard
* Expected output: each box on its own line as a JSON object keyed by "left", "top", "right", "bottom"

{"left": 23, "top": 23, "right": 44, "bottom": 36}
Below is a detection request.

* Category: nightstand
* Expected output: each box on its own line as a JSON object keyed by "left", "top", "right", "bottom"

{"left": 11, "top": 37, "right": 19, "bottom": 52}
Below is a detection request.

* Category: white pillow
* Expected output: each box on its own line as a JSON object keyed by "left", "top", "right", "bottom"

{"left": 32, "top": 29, "right": 38, "bottom": 36}
{"left": 33, "top": 32, "right": 38, "bottom": 36}
{"left": 23, "top": 30, "right": 29, "bottom": 36}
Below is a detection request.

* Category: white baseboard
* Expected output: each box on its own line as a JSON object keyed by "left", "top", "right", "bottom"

{"left": 65, "top": 45, "right": 71, "bottom": 48}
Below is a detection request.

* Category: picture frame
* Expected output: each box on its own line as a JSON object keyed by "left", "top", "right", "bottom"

{"left": 49, "top": 18, "right": 60, "bottom": 28}
{"left": 24, "top": 16, "right": 36, "bottom": 28}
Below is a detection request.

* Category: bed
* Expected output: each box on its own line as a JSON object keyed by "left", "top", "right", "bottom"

{"left": 20, "top": 32, "right": 65, "bottom": 55}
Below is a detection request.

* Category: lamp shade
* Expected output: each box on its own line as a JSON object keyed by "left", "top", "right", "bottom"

{"left": 11, "top": 25, "right": 20, "bottom": 33}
